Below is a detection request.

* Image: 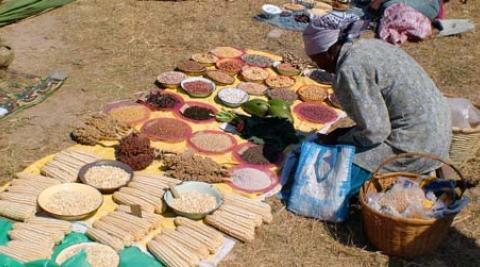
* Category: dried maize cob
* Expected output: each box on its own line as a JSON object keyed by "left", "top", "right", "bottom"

{"left": 99, "top": 216, "right": 146, "bottom": 241}
{"left": 86, "top": 227, "right": 124, "bottom": 251}
{"left": 127, "top": 181, "right": 166, "bottom": 197}
{"left": 10, "top": 179, "right": 57, "bottom": 190}
{"left": 7, "top": 241, "right": 52, "bottom": 258}
{"left": 212, "top": 210, "right": 256, "bottom": 230}
{"left": 135, "top": 173, "right": 181, "bottom": 185}
{"left": 155, "top": 235, "right": 200, "bottom": 266}
{"left": 0, "top": 192, "right": 37, "bottom": 206}
{"left": 12, "top": 223, "right": 64, "bottom": 243}
{"left": 141, "top": 212, "right": 164, "bottom": 229}
{"left": 205, "top": 213, "right": 255, "bottom": 243}
{"left": 26, "top": 217, "right": 72, "bottom": 234}
{"left": 176, "top": 226, "right": 222, "bottom": 254}
{"left": 222, "top": 193, "right": 272, "bottom": 223}
{"left": 119, "top": 187, "right": 164, "bottom": 213}
{"left": 219, "top": 204, "right": 263, "bottom": 227}
{"left": 92, "top": 220, "right": 134, "bottom": 245}
{"left": 147, "top": 240, "right": 191, "bottom": 267}
{"left": 108, "top": 211, "right": 152, "bottom": 231}
{"left": 0, "top": 200, "right": 36, "bottom": 221}
{"left": 130, "top": 177, "right": 170, "bottom": 190}
{"left": 115, "top": 206, "right": 164, "bottom": 229}
{"left": 160, "top": 229, "right": 210, "bottom": 258}
{"left": 9, "top": 229, "right": 55, "bottom": 248}
{"left": 112, "top": 191, "right": 155, "bottom": 213}
{"left": 174, "top": 217, "right": 224, "bottom": 243}
{"left": 7, "top": 185, "right": 46, "bottom": 195}
{"left": 0, "top": 246, "right": 48, "bottom": 263}
{"left": 14, "top": 172, "right": 60, "bottom": 185}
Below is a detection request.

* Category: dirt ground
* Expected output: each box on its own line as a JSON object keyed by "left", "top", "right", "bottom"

{"left": 0, "top": 0, "right": 479, "bottom": 266}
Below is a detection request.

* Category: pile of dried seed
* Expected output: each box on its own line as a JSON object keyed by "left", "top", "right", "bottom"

{"left": 116, "top": 133, "right": 155, "bottom": 170}
{"left": 241, "top": 54, "right": 274, "bottom": 68}
{"left": 182, "top": 106, "right": 214, "bottom": 121}
{"left": 239, "top": 145, "right": 280, "bottom": 165}
{"left": 107, "top": 104, "right": 149, "bottom": 125}
{"left": 266, "top": 88, "right": 298, "bottom": 103}
{"left": 183, "top": 81, "right": 213, "bottom": 95}
{"left": 177, "top": 60, "right": 205, "bottom": 73}
{"left": 237, "top": 82, "right": 268, "bottom": 96}
{"left": 161, "top": 151, "right": 230, "bottom": 183}
{"left": 216, "top": 58, "right": 244, "bottom": 74}
{"left": 189, "top": 131, "right": 235, "bottom": 153}
{"left": 141, "top": 118, "right": 191, "bottom": 142}
{"left": 295, "top": 103, "right": 338, "bottom": 124}
{"left": 72, "top": 113, "right": 132, "bottom": 145}
{"left": 156, "top": 71, "right": 186, "bottom": 85}
{"left": 145, "top": 91, "right": 179, "bottom": 109}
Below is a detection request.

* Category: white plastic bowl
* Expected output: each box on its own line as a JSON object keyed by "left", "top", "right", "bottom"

{"left": 218, "top": 87, "right": 249, "bottom": 108}
{"left": 262, "top": 4, "right": 282, "bottom": 18}
{"left": 180, "top": 77, "right": 216, "bottom": 98}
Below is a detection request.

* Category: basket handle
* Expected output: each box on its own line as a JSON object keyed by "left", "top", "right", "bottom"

{"left": 364, "top": 152, "right": 466, "bottom": 197}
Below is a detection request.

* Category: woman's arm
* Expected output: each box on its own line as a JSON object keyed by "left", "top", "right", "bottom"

{"left": 334, "top": 67, "right": 391, "bottom": 147}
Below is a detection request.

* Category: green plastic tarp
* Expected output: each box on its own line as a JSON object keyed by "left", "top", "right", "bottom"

{"left": 0, "top": 0, "right": 75, "bottom": 27}
{"left": 0, "top": 219, "right": 164, "bottom": 266}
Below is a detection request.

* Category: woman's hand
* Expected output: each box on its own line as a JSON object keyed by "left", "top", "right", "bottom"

{"left": 370, "top": 0, "right": 385, "bottom": 10}
{"left": 316, "top": 127, "right": 354, "bottom": 145}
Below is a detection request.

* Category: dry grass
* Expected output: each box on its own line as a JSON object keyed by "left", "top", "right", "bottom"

{"left": 0, "top": 0, "right": 479, "bottom": 266}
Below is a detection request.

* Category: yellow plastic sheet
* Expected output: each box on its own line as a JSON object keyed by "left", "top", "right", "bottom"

{"left": 3, "top": 49, "right": 338, "bottom": 250}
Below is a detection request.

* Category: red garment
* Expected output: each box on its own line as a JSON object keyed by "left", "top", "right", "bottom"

{"left": 437, "top": 0, "right": 445, "bottom": 19}
{"left": 379, "top": 3, "right": 433, "bottom": 46}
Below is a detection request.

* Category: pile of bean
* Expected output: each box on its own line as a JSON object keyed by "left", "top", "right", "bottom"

{"left": 237, "top": 82, "right": 268, "bottom": 96}
{"left": 141, "top": 118, "right": 191, "bottom": 142}
{"left": 294, "top": 14, "right": 310, "bottom": 23}
{"left": 157, "top": 71, "right": 185, "bottom": 85}
{"left": 217, "top": 59, "right": 244, "bottom": 74}
{"left": 146, "top": 92, "right": 179, "bottom": 109}
{"left": 183, "top": 81, "right": 212, "bottom": 95}
{"left": 239, "top": 145, "right": 280, "bottom": 165}
{"left": 296, "top": 104, "right": 338, "bottom": 123}
{"left": 241, "top": 54, "right": 274, "bottom": 68}
{"left": 266, "top": 88, "right": 298, "bottom": 103}
{"left": 189, "top": 131, "right": 234, "bottom": 153}
{"left": 177, "top": 60, "right": 205, "bottom": 73}
{"left": 182, "top": 106, "right": 214, "bottom": 121}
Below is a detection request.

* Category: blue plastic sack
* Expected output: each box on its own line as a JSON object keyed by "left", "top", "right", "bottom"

{"left": 285, "top": 141, "right": 357, "bottom": 222}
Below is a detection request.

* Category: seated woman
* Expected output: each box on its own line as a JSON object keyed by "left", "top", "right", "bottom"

{"left": 303, "top": 18, "right": 451, "bottom": 176}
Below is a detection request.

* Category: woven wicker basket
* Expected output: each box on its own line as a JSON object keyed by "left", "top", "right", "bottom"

{"left": 359, "top": 152, "right": 466, "bottom": 258}
{"left": 445, "top": 95, "right": 480, "bottom": 167}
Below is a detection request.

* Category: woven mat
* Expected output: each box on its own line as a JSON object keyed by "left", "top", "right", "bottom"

{"left": 0, "top": 69, "right": 67, "bottom": 119}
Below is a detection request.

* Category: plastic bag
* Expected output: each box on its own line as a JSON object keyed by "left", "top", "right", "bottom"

{"left": 119, "top": 247, "right": 164, "bottom": 267}
{"left": 447, "top": 97, "right": 480, "bottom": 129}
{"left": 285, "top": 141, "right": 357, "bottom": 222}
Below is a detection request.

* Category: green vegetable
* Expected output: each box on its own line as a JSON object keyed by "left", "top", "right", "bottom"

{"left": 268, "top": 99, "right": 293, "bottom": 122}
{"left": 242, "top": 99, "right": 269, "bottom": 117}
{"left": 215, "top": 109, "right": 238, "bottom": 123}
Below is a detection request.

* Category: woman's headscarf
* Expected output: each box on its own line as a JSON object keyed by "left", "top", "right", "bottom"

{"left": 303, "top": 12, "right": 368, "bottom": 56}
